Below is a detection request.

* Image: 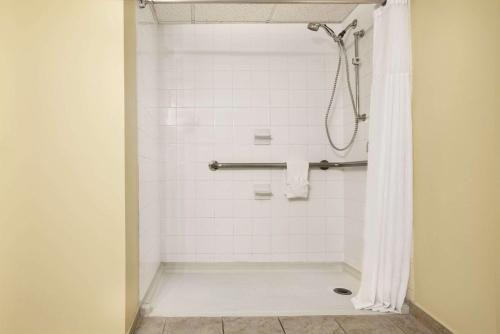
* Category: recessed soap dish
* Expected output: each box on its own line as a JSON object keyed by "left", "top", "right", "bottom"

{"left": 254, "top": 128, "right": 272, "bottom": 145}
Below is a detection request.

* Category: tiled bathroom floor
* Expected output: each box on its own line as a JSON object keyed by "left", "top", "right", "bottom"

{"left": 147, "top": 263, "right": 373, "bottom": 317}
{"left": 135, "top": 315, "right": 437, "bottom": 334}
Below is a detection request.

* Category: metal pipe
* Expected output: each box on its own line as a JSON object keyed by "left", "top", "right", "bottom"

{"left": 209, "top": 160, "right": 367, "bottom": 171}
{"left": 143, "top": 0, "right": 386, "bottom": 5}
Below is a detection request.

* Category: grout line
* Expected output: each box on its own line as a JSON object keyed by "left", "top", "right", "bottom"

{"left": 393, "top": 315, "right": 436, "bottom": 334}
{"left": 335, "top": 318, "right": 349, "bottom": 334}
{"left": 389, "top": 317, "right": 408, "bottom": 334}
{"left": 161, "top": 318, "right": 167, "bottom": 334}
{"left": 277, "top": 317, "right": 287, "bottom": 334}
{"left": 390, "top": 316, "right": 414, "bottom": 334}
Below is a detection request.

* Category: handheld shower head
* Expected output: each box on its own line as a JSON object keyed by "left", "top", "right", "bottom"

{"left": 307, "top": 23, "right": 340, "bottom": 42}
{"left": 338, "top": 19, "right": 358, "bottom": 39}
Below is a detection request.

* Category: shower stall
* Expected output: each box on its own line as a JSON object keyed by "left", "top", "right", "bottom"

{"left": 137, "top": 0, "right": 378, "bottom": 317}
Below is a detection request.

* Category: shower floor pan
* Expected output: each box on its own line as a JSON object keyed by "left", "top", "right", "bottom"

{"left": 145, "top": 262, "right": 374, "bottom": 317}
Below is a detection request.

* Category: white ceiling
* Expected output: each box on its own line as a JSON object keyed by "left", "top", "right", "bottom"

{"left": 138, "top": 3, "right": 357, "bottom": 24}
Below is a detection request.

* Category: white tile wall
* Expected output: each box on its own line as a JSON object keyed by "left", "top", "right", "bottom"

{"left": 154, "top": 23, "right": 350, "bottom": 263}
{"left": 137, "top": 5, "right": 374, "bottom": 266}
{"left": 138, "top": 23, "right": 162, "bottom": 299}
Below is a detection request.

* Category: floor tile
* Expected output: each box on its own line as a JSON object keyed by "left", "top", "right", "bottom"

{"left": 279, "top": 316, "right": 345, "bottom": 334}
{"left": 389, "top": 315, "right": 436, "bottom": 334}
{"left": 335, "top": 315, "right": 406, "bottom": 334}
{"left": 223, "top": 317, "right": 285, "bottom": 334}
{"left": 135, "top": 317, "right": 165, "bottom": 334}
{"left": 163, "top": 317, "right": 222, "bottom": 334}
{"left": 409, "top": 304, "right": 452, "bottom": 334}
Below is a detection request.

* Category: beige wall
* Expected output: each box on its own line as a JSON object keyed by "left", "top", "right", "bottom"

{"left": 412, "top": 0, "right": 499, "bottom": 333}
{"left": 0, "top": 1, "right": 138, "bottom": 334}
{"left": 124, "top": 0, "right": 140, "bottom": 332}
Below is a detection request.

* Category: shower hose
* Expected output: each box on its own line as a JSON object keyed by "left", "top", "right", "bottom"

{"left": 325, "top": 39, "right": 360, "bottom": 151}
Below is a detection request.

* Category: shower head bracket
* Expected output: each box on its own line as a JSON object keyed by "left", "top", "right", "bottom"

{"left": 354, "top": 29, "right": 365, "bottom": 38}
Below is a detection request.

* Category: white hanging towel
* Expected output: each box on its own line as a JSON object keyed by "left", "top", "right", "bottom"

{"left": 285, "top": 160, "right": 310, "bottom": 199}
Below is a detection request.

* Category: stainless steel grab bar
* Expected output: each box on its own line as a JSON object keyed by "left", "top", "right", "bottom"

{"left": 209, "top": 160, "right": 367, "bottom": 171}
{"left": 141, "top": 0, "right": 386, "bottom": 6}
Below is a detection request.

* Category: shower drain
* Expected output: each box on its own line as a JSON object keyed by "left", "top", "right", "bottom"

{"left": 333, "top": 288, "right": 352, "bottom": 295}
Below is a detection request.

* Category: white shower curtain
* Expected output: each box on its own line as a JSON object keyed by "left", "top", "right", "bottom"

{"left": 351, "top": 0, "right": 413, "bottom": 313}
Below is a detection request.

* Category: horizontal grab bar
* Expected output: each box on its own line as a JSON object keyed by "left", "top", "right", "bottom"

{"left": 142, "top": 0, "right": 386, "bottom": 6}
{"left": 208, "top": 160, "right": 367, "bottom": 171}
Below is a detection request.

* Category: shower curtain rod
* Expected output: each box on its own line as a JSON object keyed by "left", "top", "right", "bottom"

{"left": 139, "top": 0, "right": 386, "bottom": 7}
